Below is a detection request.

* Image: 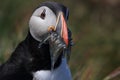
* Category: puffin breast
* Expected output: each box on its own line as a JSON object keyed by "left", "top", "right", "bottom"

{"left": 33, "top": 58, "right": 72, "bottom": 80}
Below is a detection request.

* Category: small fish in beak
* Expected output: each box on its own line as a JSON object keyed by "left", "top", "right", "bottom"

{"left": 48, "top": 12, "right": 69, "bottom": 69}
{"left": 55, "top": 12, "right": 69, "bottom": 46}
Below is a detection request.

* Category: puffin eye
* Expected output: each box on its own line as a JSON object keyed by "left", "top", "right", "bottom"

{"left": 40, "top": 9, "right": 46, "bottom": 19}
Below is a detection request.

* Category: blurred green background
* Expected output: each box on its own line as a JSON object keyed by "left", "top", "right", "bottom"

{"left": 0, "top": 0, "right": 120, "bottom": 80}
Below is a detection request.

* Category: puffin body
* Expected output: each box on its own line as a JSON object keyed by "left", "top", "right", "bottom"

{"left": 0, "top": 1, "right": 72, "bottom": 80}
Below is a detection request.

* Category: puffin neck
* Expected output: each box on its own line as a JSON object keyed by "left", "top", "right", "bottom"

{"left": 26, "top": 32, "right": 45, "bottom": 48}
{"left": 24, "top": 32, "right": 62, "bottom": 70}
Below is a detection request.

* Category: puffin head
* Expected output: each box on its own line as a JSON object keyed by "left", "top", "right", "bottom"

{"left": 29, "top": 1, "right": 69, "bottom": 46}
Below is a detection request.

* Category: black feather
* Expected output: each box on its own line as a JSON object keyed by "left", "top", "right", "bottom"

{"left": 0, "top": 32, "right": 63, "bottom": 80}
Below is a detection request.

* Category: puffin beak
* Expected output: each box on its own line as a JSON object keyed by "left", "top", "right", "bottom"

{"left": 55, "top": 12, "right": 69, "bottom": 46}
{"left": 48, "top": 12, "right": 69, "bottom": 69}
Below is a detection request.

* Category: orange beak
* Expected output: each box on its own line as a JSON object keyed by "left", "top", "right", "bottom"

{"left": 56, "top": 12, "right": 69, "bottom": 46}
{"left": 48, "top": 12, "right": 69, "bottom": 68}
{"left": 61, "top": 14, "right": 69, "bottom": 46}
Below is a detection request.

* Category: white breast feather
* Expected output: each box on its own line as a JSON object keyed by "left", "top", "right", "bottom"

{"left": 32, "top": 58, "right": 72, "bottom": 80}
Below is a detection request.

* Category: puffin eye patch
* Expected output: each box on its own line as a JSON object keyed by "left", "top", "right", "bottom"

{"left": 40, "top": 9, "right": 46, "bottom": 19}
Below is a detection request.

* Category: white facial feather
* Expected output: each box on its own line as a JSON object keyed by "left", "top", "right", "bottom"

{"left": 29, "top": 6, "right": 56, "bottom": 41}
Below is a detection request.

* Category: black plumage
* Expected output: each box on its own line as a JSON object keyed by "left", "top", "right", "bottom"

{"left": 0, "top": 32, "right": 63, "bottom": 80}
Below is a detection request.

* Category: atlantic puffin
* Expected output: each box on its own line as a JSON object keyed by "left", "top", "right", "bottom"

{"left": 0, "top": 1, "right": 73, "bottom": 80}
